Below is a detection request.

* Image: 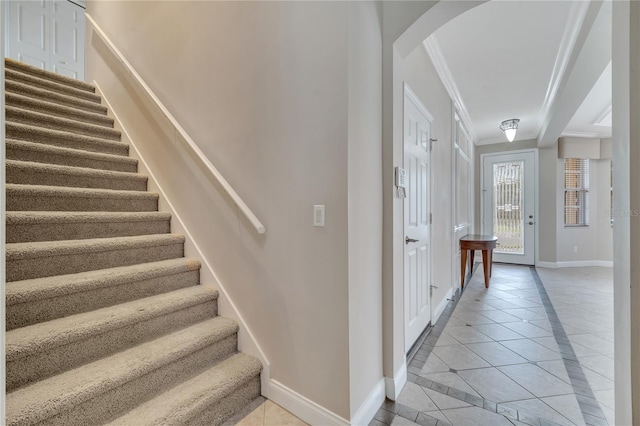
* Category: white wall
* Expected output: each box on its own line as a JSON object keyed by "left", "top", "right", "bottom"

{"left": 612, "top": 1, "right": 639, "bottom": 423}
{"left": 87, "top": 1, "right": 361, "bottom": 420}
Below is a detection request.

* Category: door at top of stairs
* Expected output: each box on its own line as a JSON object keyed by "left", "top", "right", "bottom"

{"left": 5, "top": 0, "right": 86, "bottom": 80}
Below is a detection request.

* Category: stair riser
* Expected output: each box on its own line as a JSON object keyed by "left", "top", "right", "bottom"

{"left": 10, "top": 335, "right": 237, "bottom": 426}
{"left": 7, "top": 301, "right": 221, "bottom": 392}
{"left": 6, "top": 82, "right": 107, "bottom": 114}
{"left": 6, "top": 93, "right": 113, "bottom": 127}
{"left": 6, "top": 69, "right": 102, "bottom": 103}
{"left": 6, "top": 242, "right": 183, "bottom": 282}
{"left": 5, "top": 59, "right": 96, "bottom": 93}
{"left": 6, "top": 193, "right": 158, "bottom": 213}
{"left": 185, "top": 377, "right": 261, "bottom": 426}
{"left": 6, "top": 143, "right": 138, "bottom": 173}
{"left": 7, "top": 123, "right": 129, "bottom": 156}
{"left": 6, "top": 219, "right": 170, "bottom": 243}
{"left": 6, "top": 110, "right": 121, "bottom": 141}
{"left": 6, "top": 166, "right": 147, "bottom": 192}
{"left": 7, "top": 269, "right": 200, "bottom": 330}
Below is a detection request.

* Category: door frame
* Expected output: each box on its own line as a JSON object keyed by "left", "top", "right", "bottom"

{"left": 403, "top": 83, "right": 434, "bottom": 352}
{"left": 480, "top": 148, "right": 539, "bottom": 266}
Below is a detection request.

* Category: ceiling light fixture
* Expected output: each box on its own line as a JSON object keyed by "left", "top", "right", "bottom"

{"left": 500, "top": 119, "right": 520, "bottom": 142}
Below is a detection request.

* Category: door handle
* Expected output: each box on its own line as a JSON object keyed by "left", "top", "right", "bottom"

{"left": 405, "top": 237, "right": 419, "bottom": 244}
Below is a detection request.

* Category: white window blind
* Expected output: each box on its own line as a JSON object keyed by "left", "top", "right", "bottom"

{"left": 564, "top": 158, "right": 589, "bottom": 226}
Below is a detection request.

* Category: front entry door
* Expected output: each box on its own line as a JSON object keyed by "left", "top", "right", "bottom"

{"left": 482, "top": 151, "right": 536, "bottom": 265}
{"left": 404, "top": 86, "right": 432, "bottom": 352}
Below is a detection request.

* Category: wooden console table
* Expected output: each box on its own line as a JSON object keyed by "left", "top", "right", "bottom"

{"left": 460, "top": 234, "right": 498, "bottom": 288}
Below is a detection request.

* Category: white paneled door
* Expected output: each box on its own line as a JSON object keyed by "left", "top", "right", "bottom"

{"left": 404, "top": 85, "right": 432, "bottom": 353}
{"left": 482, "top": 151, "right": 536, "bottom": 265}
{"left": 6, "top": 0, "right": 85, "bottom": 80}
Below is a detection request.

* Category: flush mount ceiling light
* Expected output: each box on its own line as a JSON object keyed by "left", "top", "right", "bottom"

{"left": 500, "top": 119, "right": 520, "bottom": 142}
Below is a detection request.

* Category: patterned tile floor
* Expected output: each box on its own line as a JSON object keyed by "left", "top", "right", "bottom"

{"left": 371, "top": 264, "right": 614, "bottom": 426}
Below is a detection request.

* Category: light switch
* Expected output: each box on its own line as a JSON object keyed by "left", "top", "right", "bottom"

{"left": 314, "top": 205, "right": 325, "bottom": 227}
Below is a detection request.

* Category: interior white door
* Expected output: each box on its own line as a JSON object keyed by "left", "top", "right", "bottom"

{"left": 404, "top": 86, "right": 432, "bottom": 353}
{"left": 6, "top": 0, "right": 50, "bottom": 69}
{"left": 5, "top": 0, "right": 85, "bottom": 80}
{"left": 482, "top": 151, "right": 536, "bottom": 265}
{"left": 51, "top": 0, "right": 85, "bottom": 79}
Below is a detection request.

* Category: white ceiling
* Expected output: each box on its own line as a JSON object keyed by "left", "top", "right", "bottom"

{"left": 425, "top": 0, "right": 612, "bottom": 145}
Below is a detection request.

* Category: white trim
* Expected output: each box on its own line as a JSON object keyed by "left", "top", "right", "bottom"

{"left": 454, "top": 223, "right": 471, "bottom": 233}
{"left": 423, "top": 36, "right": 477, "bottom": 142}
{"left": 593, "top": 105, "right": 613, "bottom": 127}
{"left": 350, "top": 379, "right": 386, "bottom": 426}
{"left": 560, "top": 131, "right": 602, "bottom": 138}
{"left": 433, "top": 287, "right": 453, "bottom": 325}
{"left": 404, "top": 83, "right": 434, "bottom": 122}
{"left": 94, "top": 82, "right": 272, "bottom": 398}
{"left": 85, "top": 13, "right": 265, "bottom": 235}
{"left": 537, "top": 0, "right": 590, "bottom": 137}
{"left": 537, "top": 260, "right": 613, "bottom": 268}
{"left": 267, "top": 380, "right": 350, "bottom": 426}
{"left": 385, "top": 361, "right": 407, "bottom": 401}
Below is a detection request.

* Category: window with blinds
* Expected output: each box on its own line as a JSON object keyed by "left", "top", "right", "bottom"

{"left": 564, "top": 158, "right": 589, "bottom": 226}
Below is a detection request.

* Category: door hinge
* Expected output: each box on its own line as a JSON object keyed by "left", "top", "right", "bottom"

{"left": 430, "top": 213, "right": 433, "bottom": 224}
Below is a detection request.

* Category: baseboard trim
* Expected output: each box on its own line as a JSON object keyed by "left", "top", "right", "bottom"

{"left": 385, "top": 361, "right": 407, "bottom": 401}
{"left": 351, "top": 379, "right": 386, "bottom": 426}
{"left": 537, "top": 260, "right": 613, "bottom": 268}
{"left": 266, "top": 379, "right": 350, "bottom": 426}
{"left": 433, "top": 288, "right": 453, "bottom": 324}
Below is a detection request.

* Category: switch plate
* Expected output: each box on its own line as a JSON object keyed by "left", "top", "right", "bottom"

{"left": 314, "top": 205, "right": 325, "bottom": 227}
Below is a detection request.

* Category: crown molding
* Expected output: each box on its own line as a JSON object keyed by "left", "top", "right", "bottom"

{"left": 536, "top": 0, "right": 591, "bottom": 137}
{"left": 423, "top": 35, "right": 477, "bottom": 143}
{"left": 594, "top": 104, "right": 612, "bottom": 127}
{"left": 559, "top": 131, "right": 601, "bottom": 138}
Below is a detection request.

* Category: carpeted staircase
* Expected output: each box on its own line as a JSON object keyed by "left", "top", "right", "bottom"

{"left": 4, "top": 58, "right": 262, "bottom": 425}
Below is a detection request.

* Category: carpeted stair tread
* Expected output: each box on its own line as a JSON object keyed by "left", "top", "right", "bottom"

{"left": 6, "top": 92, "right": 114, "bottom": 127}
{"left": 6, "top": 139, "right": 138, "bottom": 173}
{"left": 6, "top": 317, "right": 238, "bottom": 426}
{"left": 6, "top": 211, "right": 170, "bottom": 243}
{"left": 7, "top": 285, "right": 218, "bottom": 362}
{"left": 108, "top": 353, "right": 262, "bottom": 426}
{"left": 6, "top": 258, "right": 200, "bottom": 318}
{"left": 5, "top": 233, "right": 185, "bottom": 281}
{"left": 5, "top": 57, "right": 96, "bottom": 92}
{"left": 7, "top": 106, "right": 120, "bottom": 140}
{"left": 5, "top": 68, "right": 102, "bottom": 103}
{"left": 6, "top": 159, "right": 148, "bottom": 191}
{"left": 7, "top": 122, "right": 129, "bottom": 156}
{"left": 6, "top": 286, "right": 219, "bottom": 391}
{"left": 6, "top": 80, "right": 107, "bottom": 114}
{"left": 6, "top": 184, "right": 158, "bottom": 212}
{"left": 4, "top": 59, "right": 261, "bottom": 424}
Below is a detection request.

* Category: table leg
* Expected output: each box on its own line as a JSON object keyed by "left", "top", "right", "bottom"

{"left": 461, "top": 249, "right": 467, "bottom": 288}
{"left": 489, "top": 249, "right": 493, "bottom": 277}
{"left": 482, "top": 249, "right": 490, "bottom": 288}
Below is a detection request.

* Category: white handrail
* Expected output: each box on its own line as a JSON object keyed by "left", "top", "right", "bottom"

{"left": 86, "top": 13, "right": 265, "bottom": 234}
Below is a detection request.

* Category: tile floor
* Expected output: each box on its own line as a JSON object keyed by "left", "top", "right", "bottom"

{"left": 371, "top": 264, "right": 614, "bottom": 426}
{"left": 233, "top": 398, "right": 308, "bottom": 426}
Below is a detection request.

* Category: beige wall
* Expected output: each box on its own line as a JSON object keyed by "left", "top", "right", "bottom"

{"left": 402, "top": 45, "right": 454, "bottom": 315}
{"left": 555, "top": 158, "right": 613, "bottom": 263}
{"left": 347, "top": 1, "right": 384, "bottom": 418}
{"left": 87, "top": 1, "right": 363, "bottom": 418}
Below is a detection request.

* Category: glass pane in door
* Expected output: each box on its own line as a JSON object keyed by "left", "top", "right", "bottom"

{"left": 493, "top": 161, "right": 524, "bottom": 254}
